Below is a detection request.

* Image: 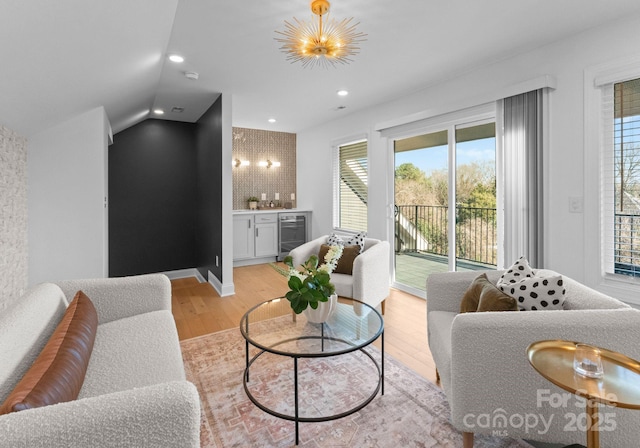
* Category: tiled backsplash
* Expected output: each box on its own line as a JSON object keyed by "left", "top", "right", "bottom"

{"left": 232, "top": 127, "right": 296, "bottom": 210}
{"left": 0, "top": 124, "right": 28, "bottom": 310}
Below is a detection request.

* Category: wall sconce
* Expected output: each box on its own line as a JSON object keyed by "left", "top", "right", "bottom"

{"left": 233, "top": 158, "right": 250, "bottom": 167}
{"left": 258, "top": 159, "right": 281, "bottom": 168}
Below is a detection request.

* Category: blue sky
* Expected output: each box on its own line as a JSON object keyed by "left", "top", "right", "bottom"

{"left": 395, "top": 137, "right": 496, "bottom": 175}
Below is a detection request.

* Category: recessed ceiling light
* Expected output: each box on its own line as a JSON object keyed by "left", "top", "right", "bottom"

{"left": 153, "top": 109, "right": 164, "bottom": 115}
{"left": 268, "top": 118, "right": 276, "bottom": 123}
{"left": 337, "top": 89, "right": 349, "bottom": 96}
{"left": 169, "top": 54, "right": 184, "bottom": 63}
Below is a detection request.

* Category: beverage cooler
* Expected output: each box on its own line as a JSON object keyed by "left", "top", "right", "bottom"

{"left": 278, "top": 212, "right": 309, "bottom": 261}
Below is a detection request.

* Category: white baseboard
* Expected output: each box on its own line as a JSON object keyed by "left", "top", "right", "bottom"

{"left": 233, "top": 256, "right": 278, "bottom": 267}
{"left": 162, "top": 268, "right": 206, "bottom": 283}
{"left": 208, "top": 270, "right": 235, "bottom": 296}
{"left": 160, "top": 268, "right": 235, "bottom": 297}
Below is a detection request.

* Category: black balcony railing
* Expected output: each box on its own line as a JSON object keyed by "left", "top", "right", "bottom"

{"left": 395, "top": 204, "right": 497, "bottom": 266}
{"left": 614, "top": 213, "right": 640, "bottom": 277}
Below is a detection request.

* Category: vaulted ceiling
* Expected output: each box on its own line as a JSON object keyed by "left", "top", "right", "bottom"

{"left": 3, "top": 0, "right": 640, "bottom": 138}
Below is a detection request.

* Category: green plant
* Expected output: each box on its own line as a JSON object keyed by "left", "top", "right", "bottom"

{"left": 272, "top": 245, "right": 343, "bottom": 313}
{"left": 247, "top": 196, "right": 259, "bottom": 202}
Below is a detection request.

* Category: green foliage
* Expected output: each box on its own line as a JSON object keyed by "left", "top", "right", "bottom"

{"left": 395, "top": 161, "right": 496, "bottom": 211}
{"left": 458, "top": 180, "right": 497, "bottom": 223}
{"left": 275, "top": 255, "right": 336, "bottom": 314}
{"left": 285, "top": 272, "right": 333, "bottom": 314}
{"left": 395, "top": 163, "right": 425, "bottom": 181}
{"left": 395, "top": 159, "right": 498, "bottom": 265}
{"left": 417, "top": 221, "right": 448, "bottom": 254}
{"left": 464, "top": 183, "right": 496, "bottom": 208}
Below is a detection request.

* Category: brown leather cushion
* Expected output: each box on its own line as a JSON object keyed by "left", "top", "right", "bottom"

{"left": 460, "top": 273, "right": 518, "bottom": 313}
{"left": 318, "top": 244, "right": 361, "bottom": 275}
{"left": 0, "top": 291, "right": 98, "bottom": 414}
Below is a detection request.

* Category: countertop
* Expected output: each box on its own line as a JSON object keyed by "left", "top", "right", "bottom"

{"left": 232, "top": 208, "right": 311, "bottom": 215}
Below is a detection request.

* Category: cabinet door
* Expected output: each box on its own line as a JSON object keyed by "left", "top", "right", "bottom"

{"left": 255, "top": 222, "right": 278, "bottom": 257}
{"left": 233, "top": 215, "right": 254, "bottom": 260}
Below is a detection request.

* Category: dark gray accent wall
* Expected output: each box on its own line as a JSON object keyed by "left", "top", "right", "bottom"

{"left": 196, "top": 95, "right": 223, "bottom": 281}
{"left": 108, "top": 119, "right": 198, "bottom": 277}
{"left": 108, "top": 99, "right": 225, "bottom": 283}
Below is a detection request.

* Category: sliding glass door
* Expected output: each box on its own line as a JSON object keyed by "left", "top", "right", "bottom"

{"left": 394, "top": 131, "right": 449, "bottom": 291}
{"left": 454, "top": 122, "right": 497, "bottom": 270}
{"left": 392, "top": 120, "right": 497, "bottom": 294}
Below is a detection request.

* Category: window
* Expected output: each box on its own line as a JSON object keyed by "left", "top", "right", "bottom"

{"left": 605, "top": 78, "right": 640, "bottom": 277}
{"left": 392, "top": 121, "right": 496, "bottom": 292}
{"left": 334, "top": 140, "right": 368, "bottom": 231}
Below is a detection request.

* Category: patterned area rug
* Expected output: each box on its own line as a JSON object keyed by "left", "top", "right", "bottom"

{"left": 181, "top": 322, "right": 533, "bottom": 448}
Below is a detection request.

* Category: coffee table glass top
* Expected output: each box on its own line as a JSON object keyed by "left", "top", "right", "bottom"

{"left": 240, "top": 297, "right": 384, "bottom": 357}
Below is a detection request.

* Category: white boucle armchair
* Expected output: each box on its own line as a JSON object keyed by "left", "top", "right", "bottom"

{"left": 426, "top": 269, "right": 640, "bottom": 448}
{"left": 289, "top": 235, "right": 390, "bottom": 314}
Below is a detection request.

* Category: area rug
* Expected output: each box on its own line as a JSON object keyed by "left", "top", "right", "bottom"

{"left": 181, "top": 322, "right": 533, "bottom": 448}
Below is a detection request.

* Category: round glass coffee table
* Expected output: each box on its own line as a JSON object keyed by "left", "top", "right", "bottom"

{"left": 240, "top": 297, "right": 384, "bottom": 445}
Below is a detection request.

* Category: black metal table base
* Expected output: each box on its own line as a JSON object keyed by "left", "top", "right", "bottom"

{"left": 243, "top": 330, "right": 384, "bottom": 445}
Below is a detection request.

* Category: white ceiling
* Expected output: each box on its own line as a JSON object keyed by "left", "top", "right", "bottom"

{"left": 3, "top": 0, "right": 640, "bottom": 137}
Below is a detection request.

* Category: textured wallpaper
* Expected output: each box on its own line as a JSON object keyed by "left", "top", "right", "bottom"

{"left": 232, "top": 127, "right": 296, "bottom": 210}
{"left": 0, "top": 124, "right": 28, "bottom": 310}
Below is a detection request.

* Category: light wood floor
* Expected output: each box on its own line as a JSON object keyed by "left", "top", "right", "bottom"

{"left": 171, "top": 263, "right": 438, "bottom": 384}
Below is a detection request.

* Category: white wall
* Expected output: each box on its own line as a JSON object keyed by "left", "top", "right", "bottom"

{"left": 297, "top": 13, "right": 640, "bottom": 299}
{"left": 221, "top": 93, "right": 235, "bottom": 296}
{"left": 28, "top": 107, "right": 111, "bottom": 285}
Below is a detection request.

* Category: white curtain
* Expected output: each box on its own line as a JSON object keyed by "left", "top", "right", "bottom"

{"left": 500, "top": 90, "right": 544, "bottom": 268}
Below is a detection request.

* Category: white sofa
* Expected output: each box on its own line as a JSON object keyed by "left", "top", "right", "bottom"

{"left": 0, "top": 274, "right": 200, "bottom": 448}
{"left": 427, "top": 269, "right": 640, "bottom": 448}
{"left": 289, "top": 235, "right": 390, "bottom": 313}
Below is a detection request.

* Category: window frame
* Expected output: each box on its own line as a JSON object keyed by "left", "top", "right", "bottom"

{"left": 584, "top": 55, "right": 640, "bottom": 305}
{"left": 332, "top": 136, "right": 369, "bottom": 233}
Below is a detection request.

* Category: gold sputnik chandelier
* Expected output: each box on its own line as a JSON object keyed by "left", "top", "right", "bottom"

{"left": 275, "top": 0, "right": 367, "bottom": 68}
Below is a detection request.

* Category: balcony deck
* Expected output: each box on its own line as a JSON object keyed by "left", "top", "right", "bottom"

{"left": 395, "top": 251, "right": 495, "bottom": 291}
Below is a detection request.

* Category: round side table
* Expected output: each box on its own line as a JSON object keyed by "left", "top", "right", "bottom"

{"left": 527, "top": 340, "right": 640, "bottom": 448}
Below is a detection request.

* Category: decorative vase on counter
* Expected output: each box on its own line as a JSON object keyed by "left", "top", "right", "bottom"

{"left": 303, "top": 293, "right": 337, "bottom": 323}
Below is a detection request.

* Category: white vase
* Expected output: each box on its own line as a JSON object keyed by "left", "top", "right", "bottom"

{"left": 303, "top": 293, "right": 337, "bottom": 323}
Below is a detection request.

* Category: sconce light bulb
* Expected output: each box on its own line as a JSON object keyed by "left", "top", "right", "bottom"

{"left": 234, "top": 159, "right": 250, "bottom": 167}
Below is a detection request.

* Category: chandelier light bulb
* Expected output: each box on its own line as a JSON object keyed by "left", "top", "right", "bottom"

{"left": 275, "top": 0, "right": 367, "bottom": 69}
